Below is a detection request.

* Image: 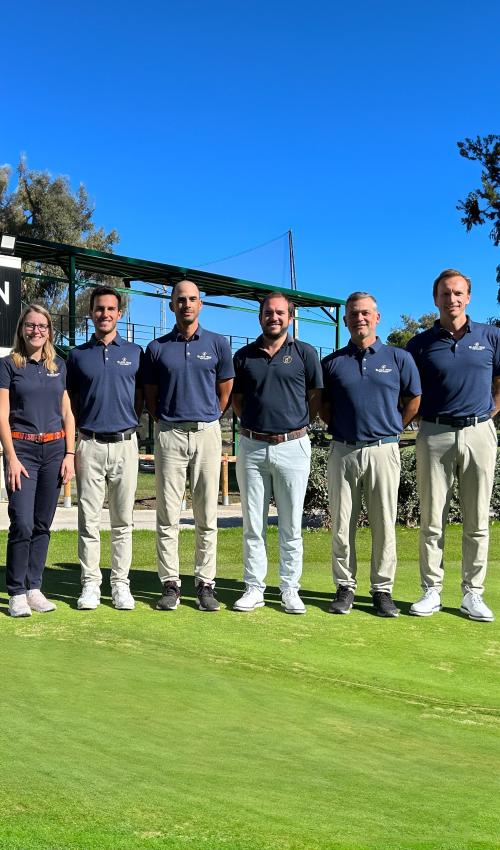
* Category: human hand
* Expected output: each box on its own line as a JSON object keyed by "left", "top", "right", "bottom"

{"left": 6, "top": 455, "right": 29, "bottom": 491}
{"left": 60, "top": 454, "right": 75, "bottom": 484}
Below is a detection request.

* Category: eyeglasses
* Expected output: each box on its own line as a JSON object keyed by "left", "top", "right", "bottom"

{"left": 24, "top": 322, "right": 49, "bottom": 332}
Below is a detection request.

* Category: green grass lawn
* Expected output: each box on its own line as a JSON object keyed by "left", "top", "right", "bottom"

{"left": 1, "top": 526, "right": 499, "bottom": 850}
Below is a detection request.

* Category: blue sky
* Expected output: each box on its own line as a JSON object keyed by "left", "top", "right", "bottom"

{"left": 2, "top": 0, "right": 499, "bottom": 349}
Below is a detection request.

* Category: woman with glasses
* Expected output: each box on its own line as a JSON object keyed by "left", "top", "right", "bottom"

{"left": 0, "top": 304, "right": 75, "bottom": 617}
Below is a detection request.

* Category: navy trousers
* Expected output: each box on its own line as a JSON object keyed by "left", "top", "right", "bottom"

{"left": 5, "top": 438, "right": 65, "bottom": 597}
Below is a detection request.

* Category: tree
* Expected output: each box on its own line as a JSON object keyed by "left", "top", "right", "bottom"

{"left": 457, "top": 134, "right": 500, "bottom": 303}
{"left": 0, "top": 157, "right": 122, "bottom": 319}
{"left": 386, "top": 312, "right": 437, "bottom": 348}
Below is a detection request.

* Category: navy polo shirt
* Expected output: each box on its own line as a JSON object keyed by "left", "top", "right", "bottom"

{"left": 66, "top": 333, "right": 143, "bottom": 432}
{"left": 321, "top": 338, "right": 421, "bottom": 442}
{"left": 0, "top": 354, "right": 66, "bottom": 434}
{"left": 406, "top": 318, "right": 500, "bottom": 419}
{"left": 144, "top": 324, "right": 234, "bottom": 423}
{"left": 233, "top": 336, "right": 323, "bottom": 433}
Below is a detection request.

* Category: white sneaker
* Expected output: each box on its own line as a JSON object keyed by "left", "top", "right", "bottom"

{"left": 112, "top": 585, "right": 135, "bottom": 610}
{"left": 410, "top": 589, "right": 442, "bottom": 617}
{"left": 8, "top": 594, "right": 32, "bottom": 618}
{"left": 77, "top": 582, "right": 101, "bottom": 610}
{"left": 26, "top": 589, "right": 56, "bottom": 613}
{"left": 281, "top": 588, "right": 306, "bottom": 614}
{"left": 460, "top": 591, "right": 494, "bottom": 622}
{"left": 233, "top": 586, "right": 265, "bottom": 612}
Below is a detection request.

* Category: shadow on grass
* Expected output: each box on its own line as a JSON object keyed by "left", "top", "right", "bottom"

{"left": 0, "top": 562, "right": 343, "bottom": 614}
{"left": 0, "top": 564, "right": 470, "bottom": 620}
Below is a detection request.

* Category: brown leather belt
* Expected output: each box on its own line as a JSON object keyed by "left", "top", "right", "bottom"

{"left": 11, "top": 430, "right": 65, "bottom": 444}
{"left": 239, "top": 427, "right": 307, "bottom": 444}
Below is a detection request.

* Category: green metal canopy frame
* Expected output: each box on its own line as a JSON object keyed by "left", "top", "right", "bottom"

{"left": 13, "top": 235, "right": 345, "bottom": 347}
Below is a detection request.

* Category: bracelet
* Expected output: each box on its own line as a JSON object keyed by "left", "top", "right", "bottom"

{"left": 65, "top": 451, "right": 75, "bottom": 455}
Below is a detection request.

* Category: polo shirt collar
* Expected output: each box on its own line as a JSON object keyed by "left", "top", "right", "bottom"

{"left": 173, "top": 323, "right": 202, "bottom": 342}
{"left": 90, "top": 331, "right": 124, "bottom": 347}
{"left": 347, "top": 336, "right": 382, "bottom": 355}
{"left": 433, "top": 317, "right": 472, "bottom": 337}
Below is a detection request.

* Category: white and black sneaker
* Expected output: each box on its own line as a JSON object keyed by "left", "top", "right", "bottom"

{"left": 460, "top": 591, "right": 494, "bottom": 622}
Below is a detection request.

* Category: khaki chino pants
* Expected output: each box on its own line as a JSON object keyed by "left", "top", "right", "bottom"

{"left": 155, "top": 420, "right": 221, "bottom": 586}
{"left": 76, "top": 433, "right": 139, "bottom": 586}
{"left": 328, "top": 441, "right": 401, "bottom": 593}
{"left": 416, "top": 418, "right": 497, "bottom": 594}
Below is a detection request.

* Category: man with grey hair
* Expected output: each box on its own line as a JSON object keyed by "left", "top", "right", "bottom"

{"left": 407, "top": 269, "right": 500, "bottom": 621}
{"left": 321, "top": 292, "right": 421, "bottom": 616}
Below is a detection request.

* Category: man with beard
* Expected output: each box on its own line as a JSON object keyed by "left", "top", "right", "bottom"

{"left": 144, "top": 280, "right": 234, "bottom": 612}
{"left": 67, "top": 286, "right": 144, "bottom": 611}
{"left": 232, "top": 293, "right": 323, "bottom": 614}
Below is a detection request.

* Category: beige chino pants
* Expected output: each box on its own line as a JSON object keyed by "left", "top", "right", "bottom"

{"left": 76, "top": 433, "right": 139, "bottom": 586}
{"left": 155, "top": 420, "right": 221, "bottom": 586}
{"left": 416, "top": 418, "right": 497, "bottom": 594}
{"left": 328, "top": 441, "right": 401, "bottom": 593}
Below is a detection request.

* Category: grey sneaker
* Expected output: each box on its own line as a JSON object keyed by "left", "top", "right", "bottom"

{"left": 156, "top": 581, "right": 180, "bottom": 611}
{"left": 26, "top": 589, "right": 56, "bottom": 613}
{"left": 460, "top": 591, "right": 494, "bottom": 622}
{"left": 112, "top": 585, "right": 135, "bottom": 610}
{"left": 329, "top": 586, "right": 355, "bottom": 614}
{"left": 372, "top": 591, "right": 399, "bottom": 618}
{"left": 196, "top": 584, "right": 220, "bottom": 612}
{"left": 8, "top": 593, "right": 32, "bottom": 618}
{"left": 77, "top": 582, "right": 101, "bottom": 610}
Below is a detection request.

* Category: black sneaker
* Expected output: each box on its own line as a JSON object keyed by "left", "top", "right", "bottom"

{"left": 156, "top": 581, "right": 180, "bottom": 610}
{"left": 372, "top": 591, "right": 400, "bottom": 618}
{"left": 197, "top": 583, "right": 220, "bottom": 612}
{"left": 328, "top": 586, "right": 355, "bottom": 614}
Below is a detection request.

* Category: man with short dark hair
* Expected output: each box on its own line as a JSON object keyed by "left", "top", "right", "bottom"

{"left": 407, "top": 269, "right": 500, "bottom": 621}
{"left": 144, "top": 280, "right": 234, "bottom": 612}
{"left": 232, "top": 292, "right": 323, "bottom": 615}
{"left": 67, "top": 286, "right": 144, "bottom": 611}
{"left": 321, "top": 292, "right": 421, "bottom": 617}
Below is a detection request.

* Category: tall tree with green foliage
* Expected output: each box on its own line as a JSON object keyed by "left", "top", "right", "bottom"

{"left": 457, "top": 134, "right": 500, "bottom": 303}
{"left": 0, "top": 157, "right": 122, "bottom": 318}
{"left": 386, "top": 312, "right": 437, "bottom": 348}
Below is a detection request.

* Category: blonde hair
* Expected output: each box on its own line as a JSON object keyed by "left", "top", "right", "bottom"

{"left": 11, "top": 304, "right": 58, "bottom": 373}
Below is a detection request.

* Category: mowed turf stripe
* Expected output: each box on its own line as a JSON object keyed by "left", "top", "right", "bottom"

{"left": 1, "top": 633, "right": 499, "bottom": 850}
{"left": 0, "top": 527, "right": 499, "bottom": 849}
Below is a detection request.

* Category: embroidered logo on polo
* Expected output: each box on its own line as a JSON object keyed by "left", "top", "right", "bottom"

{"left": 468, "top": 342, "right": 485, "bottom": 351}
{"left": 375, "top": 364, "right": 392, "bottom": 373}
{"left": 47, "top": 372, "right": 60, "bottom": 377}
{"left": 197, "top": 352, "right": 212, "bottom": 360}
{"left": 283, "top": 355, "right": 293, "bottom": 364}
{"left": 117, "top": 357, "right": 132, "bottom": 366}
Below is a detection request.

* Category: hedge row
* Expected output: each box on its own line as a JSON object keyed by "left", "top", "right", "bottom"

{"left": 304, "top": 446, "right": 500, "bottom": 528}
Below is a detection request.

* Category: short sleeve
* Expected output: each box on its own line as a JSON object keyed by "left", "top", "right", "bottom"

{"left": 143, "top": 342, "right": 159, "bottom": 386}
{"left": 0, "top": 356, "right": 13, "bottom": 390}
{"left": 216, "top": 337, "right": 235, "bottom": 381}
{"left": 301, "top": 343, "right": 323, "bottom": 390}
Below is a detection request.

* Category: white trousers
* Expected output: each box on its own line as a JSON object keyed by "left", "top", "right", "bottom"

{"left": 236, "top": 434, "right": 311, "bottom": 591}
